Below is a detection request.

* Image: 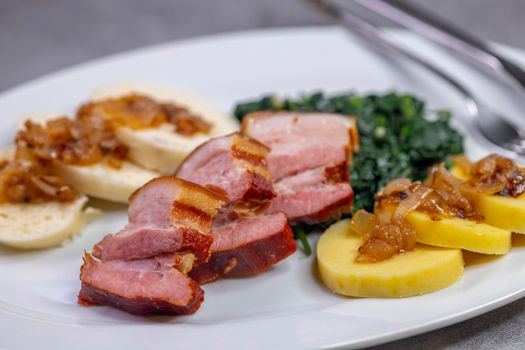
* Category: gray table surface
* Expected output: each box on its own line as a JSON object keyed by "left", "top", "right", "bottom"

{"left": 1, "top": 0, "right": 525, "bottom": 349}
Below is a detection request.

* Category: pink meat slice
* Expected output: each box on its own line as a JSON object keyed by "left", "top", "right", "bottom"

{"left": 242, "top": 112, "right": 359, "bottom": 181}
{"left": 266, "top": 165, "right": 354, "bottom": 224}
{"left": 176, "top": 132, "right": 275, "bottom": 211}
{"left": 189, "top": 212, "right": 296, "bottom": 284}
{"left": 176, "top": 133, "right": 296, "bottom": 283}
{"left": 93, "top": 176, "right": 226, "bottom": 263}
{"left": 79, "top": 253, "right": 204, "bottom": 316}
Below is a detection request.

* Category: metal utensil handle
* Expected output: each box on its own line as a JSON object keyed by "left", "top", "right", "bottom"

{"left": 354, "top": 0, "right": 525, "bottom": 93}
{"left": 310, "top": 0, "right": 479, "bottom": 116}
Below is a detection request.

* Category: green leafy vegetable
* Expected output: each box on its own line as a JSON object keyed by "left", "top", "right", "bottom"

{"left": 294, "top": 225, "right": 312, "bottom": 255}
{"left": 234, "top": 91, "right": 464, "bottom": 246}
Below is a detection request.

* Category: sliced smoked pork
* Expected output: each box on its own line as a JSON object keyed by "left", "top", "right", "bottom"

{"left": 266, "top": 164, "right": 354, "bottom": 224}
{"left": 93, "top": 176, "right": 226, "bottom": 263}
{"left": 241, "top": 112, "right": 359, "bottom": 181}
{"left": 79, "top": 253, "right": 204, "bottom": 315}
{"left": 176, "top": 132, "right": 275, "bottom": 212}
{"left": 176, "top": 132, "right": 296, "bottom": 283}
{"left": 190, "top": 212, "right": 295, "bottom": 284}
{"left": 79, "top": 177, "right": 224, "bottom": 316}
{"left": 242, "top": 112, "right": 358, "bottom": 224}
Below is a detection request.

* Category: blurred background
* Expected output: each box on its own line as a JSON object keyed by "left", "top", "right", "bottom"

{"left": 1, "top": 0, "right": 525, "bottom": 91}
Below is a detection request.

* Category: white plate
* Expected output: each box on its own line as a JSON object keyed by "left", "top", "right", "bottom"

{"left": 1, "top": 27, "right": 525, "bottom": 350}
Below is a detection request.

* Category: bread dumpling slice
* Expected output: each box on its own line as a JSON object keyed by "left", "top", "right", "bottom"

{"left": 87, "top": 83, "right": 239, "bottom": 174}
{"left": 18, "top": 114, "right": 159, "bottom": 203}
{"left": 0, "top": 197, "right": 98, "bottom": 249}
{"left": 0, "top": 150, "right": 98, "bottom": 249}
{"left": 51, "top": 160, "right": 158, "bottom": 203}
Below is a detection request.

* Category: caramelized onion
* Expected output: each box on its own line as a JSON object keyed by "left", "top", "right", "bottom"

{"left": 0, "top": 160, "right": 8, "bottom": 171}
{"left": 374, "top": 203, "right": 393, "bottom": 224}
{"left": 467, "top": 154, "right": 525, "bottom": 198}
{"left": 375, "top": 223, "right": 403, "bottom": 249}
{"left": 356, "top": 237, "right": 397, "bottom": 263}
{"left": 452, "top": 155, "right": 471, "bottom": 175}
{"left": 383, "top": 178, "right": 411, "bottom": 195}
{"left": 379, "top": 174, "right": 467, "bottom": 222}
{"left": 77, "top": 94, "right": 212, "bottom": 136}
{"left": 472, "top": 154, "right": 500, "bottom": 177}
{"left": 16, "top": 117, "right": 128, "bottom": 168}
{"left": 400, "top": 223, "right": 417, "bottom": 251}
{"left": 470, "top": 181, "right": 506, "bottom": 195}
{"left": 435, "top": 163, "right": 464, "bottom": 188}
{"left": 0, "top": 154, "right": 76, "bottom": 204}
{"left": 349, "top": 209, "right": 377, "bottom": 239}
{"left": 352, "top": 209, "right": 417, "bottom": 263}
{"left": 423, "top": 164, "right": 480, "bottom": 220}
{"left": 391, "top": 183, "right": 432, "bottom": 223}
{"left": 29, "top": 175, "right": 62, "bottom": 197}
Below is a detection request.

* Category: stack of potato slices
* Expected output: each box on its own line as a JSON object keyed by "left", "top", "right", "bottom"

{"left": 318, "top": 154, "right": 525, "bottom": 298}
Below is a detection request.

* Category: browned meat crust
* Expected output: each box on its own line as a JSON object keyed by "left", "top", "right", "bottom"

{"left": 190, "top": 218, "right": 296, "bottom": 284}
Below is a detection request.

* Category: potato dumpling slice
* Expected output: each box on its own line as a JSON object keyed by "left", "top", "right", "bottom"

{"left": 317, "top": 220, "right": 464, "bottom": 298}
{"left": 472, "top": 195, "right": 525, "bottom": 234}
{"left": 451, "top": 165, "right": 525, "bottom": 234}
{"left": 407, "top": 211, "right": 511, "bottom": 255}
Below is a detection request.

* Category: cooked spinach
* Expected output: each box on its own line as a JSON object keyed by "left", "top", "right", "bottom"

{"left": 234, "top": 92, "right": 464, "bottom": 252}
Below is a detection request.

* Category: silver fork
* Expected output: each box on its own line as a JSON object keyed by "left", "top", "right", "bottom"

{"left": 307, "top": 0, "right": 525, "bottom": 159}
{"left": 355, "top": 0, "right": 525, "bottom": 100}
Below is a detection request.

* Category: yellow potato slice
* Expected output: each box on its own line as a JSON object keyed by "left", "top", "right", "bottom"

{"left": 451, "top": 165, "right": 525, "bottom": 234}
{"left": 317, "top": 220, "right": 464, "bottom": 298}
{"left": 407, "top": 211, "right": 511, "bottom": 255}
{"left": 474, "top": 194, "right": 525, "bottom": 234}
